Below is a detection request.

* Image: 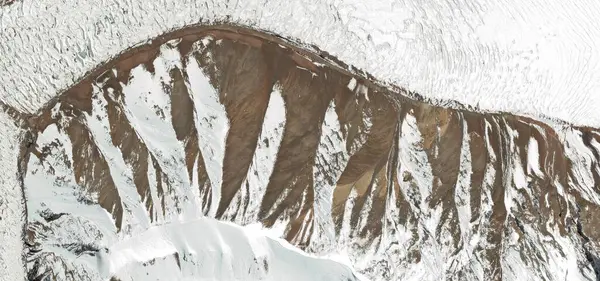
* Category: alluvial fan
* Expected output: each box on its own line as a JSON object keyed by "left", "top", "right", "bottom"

{"left": 11, "top": 25, "right": 600, "bottom": 281}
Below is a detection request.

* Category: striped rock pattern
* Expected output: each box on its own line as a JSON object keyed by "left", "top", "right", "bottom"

{"left": 12, "top": 26, "right": 600, "bottom": 280}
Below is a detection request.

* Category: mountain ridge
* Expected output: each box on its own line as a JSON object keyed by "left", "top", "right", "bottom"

{"left": 3, "top": 25, "right": 600, "bottom": 280}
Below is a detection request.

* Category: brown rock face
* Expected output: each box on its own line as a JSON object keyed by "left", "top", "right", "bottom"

{"left": 11, "top": 25, "right": 600, "bottom": 280}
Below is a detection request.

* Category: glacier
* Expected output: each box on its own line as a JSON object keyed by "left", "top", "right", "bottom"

{"left": 1, "top": 0, "right": 600, "bottom": 126}
{"left": 2, "top": 0, "right": 600, "bottom": 281}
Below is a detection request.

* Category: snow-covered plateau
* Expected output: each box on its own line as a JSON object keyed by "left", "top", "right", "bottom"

{"left": 2, "top": 1, "right": 600, "bottom": 281}
{"left": 1, "top": 0, "right": 600, "bottom": 125}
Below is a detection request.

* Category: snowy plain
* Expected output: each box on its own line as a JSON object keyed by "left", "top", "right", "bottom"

{"left": 0, "top": 111, "right": 25, "bottom": 281}
{"left": 2, "top": 0, "right": 600, "bottom": 280}
{"left": 1, "top": 0, "right": 600, "bottom": 126}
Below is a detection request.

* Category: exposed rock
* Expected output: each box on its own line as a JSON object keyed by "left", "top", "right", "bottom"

{"left": 14, "top": 25, "right": 600, "bottom": 280}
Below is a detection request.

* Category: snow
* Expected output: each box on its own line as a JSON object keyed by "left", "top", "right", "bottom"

{"left": 186, "top": 50, "right": 229, "bottom": 218}
{"left": 24, "top": 123, "right": 115, "bottom": 231}
{"left": 24, "top": 122, "right": 118, "bottom": 280}
{"left": 121, "top": 45, "right": 204, "bottom": 221}
{"left": 86, "top": 84, "right": 153, "bottom": 235}
{"left": 2, "top": 0, "right": 600, "bottom": 127}
{"left": 227, "top": 85, "right": 286, "bottom": 224}
{"left": 0, "top": 111, "right": 25, "bottom": 281}
{"left": 527, "top": 136, "right": 543, "bottom": 177}
{"left": 563, "top": 129, "right": 600, "bottom": 204}
{"left": 105, "top": 217, "right": 361, "bottom": 281}
{"left": 347, "top": 78, "right": 357, "bottom": 91}
{"left": 3, "top": 0, "right": 600, "bottom": 279}
{"left": 15, "top": 53, "right": 362, "bottom": 281}
{"left": 10, "top": 48, "right": 366, "bottom": 280}
{"left": 453, "top": 116, "right": 473, "bottom": 253}
{"left": 311, "top": 100, "right": 349, "bottom": 253}
{"left": 398, "top": 112, "right": 433, "bottom": 209}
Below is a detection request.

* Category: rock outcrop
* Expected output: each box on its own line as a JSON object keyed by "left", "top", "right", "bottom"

{"left": 9, "top": 25, "right": 600, "bottom": 280}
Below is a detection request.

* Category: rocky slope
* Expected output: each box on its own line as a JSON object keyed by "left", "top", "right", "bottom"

{"left": 8, "top": 25, "right": 600, "bottom": 280}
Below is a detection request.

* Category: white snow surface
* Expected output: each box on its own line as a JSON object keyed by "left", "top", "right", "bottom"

{"left": 224, "top": 84, "right": 286, "bottom": 224}
{"left": 186, "top": 49, "right": 229, "bottom": 218}
{"left": 103, "top": 218, "right": 362, "bottom": 281}
{"left": 0, "top": 112, "right": 25, "bottom": 281}
{"left": 1, "top": 0, "right": 600, "bottom": 126}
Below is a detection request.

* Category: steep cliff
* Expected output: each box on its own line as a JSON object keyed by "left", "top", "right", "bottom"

{"left": 13, "top": 26, "right": 600, "bottom": 281}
